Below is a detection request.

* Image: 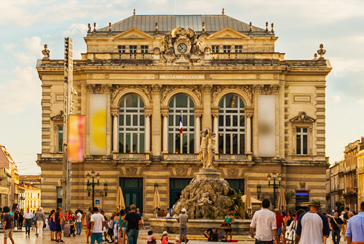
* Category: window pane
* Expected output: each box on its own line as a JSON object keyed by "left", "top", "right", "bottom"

{"left": 303, "top": 128, "right": 308, "bottom": 133}
{"left": 226, "top": 115, "right": 231, "bottom": 128}
{"left": 190, "top": 98, "right": 195, "bottom": 107}
{"left": 140, "top": 99, "right": 144, "bottom": 107}
{"left": 182, "top": 133, "right": 188, "bottom": 154}
{"left": 126, "top": 133, "right": 131, "bottom": 153}
{"left": 226, "top": 134, "right": 231, "bottom": 154}
{"left": 296, "top": 128, "right": 301, "bottom": 133}
{"left": 296, "top": 134, "right": 301, "bottom": 154}
{"left": 232, "top": 134, "right": 238, "bottom": 154}
{"left": 169, "top": 115, "right": 173, "bottom": 126}
{"left": 240, "top": 116, "right": 245, "bottom": 127}
{"left": 119, "top": 133, "right": 124, "bottom": 153}
{"left": 133, "top": 133, "right": 137, "bottom": 153}
{"left": 240, "top": 135, "right": 245, "bottom": 154}
{"left": 183, "top": 115, "right": 187, "bottom": 126}
{"left": 140, "top": 115, "right": 144, "bottom": 126}
{"left": 133, "top": 115, "right": 138, "bottom": 126}
{"left": 219, "top": 134, "right": 224, "bottom": 154}
{"left": 219, "top": 115, "right": 224, "bottom": 127}
{"left": 190, "top": 115, "right": 194, "bottom": 127}
{"left": 126, "top": 115, "right": 131, "bottom": 126}
{"left": 176, "top": 95, "right": 187, "bottom": 107}
{"left": 175, "top": 134, "right": 181, "bottom": 154}
{"left": 303, "top": 134, "right": 308, "bottom": 154}
{"left": 168, "top": 134, "right": 174, "bottom": 153}
{"left": 119, "top": 115, "right": 124, "bottom": 126}
{"left": 189, "top": 133, "right": 194, "bottom": 154}
{"left": 140, "top": 133, "right": 145, "bottom": 153}
{"left": 233, "top": 115, "right": 238, "bottom": 127}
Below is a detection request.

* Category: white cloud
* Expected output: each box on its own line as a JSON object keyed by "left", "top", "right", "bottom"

{"left": 331, "top": 95, "right": 342, "bottom": 103}
{"left": 358, "top": 98, "right": 364, "bottom": 105}
{"left": 148, "top": 0, "right": 168, "bottom": 4}
{"left": 63, "top": 23, "right": 88, "bottom": 36}
{"left": 0, "top": 66, "right": 41, "bottom": 114}
{"left": 3, "top": 43, "right": 17, "bottom": 52}
{"left": 24, "top": 36, "right": 43, "bottom": 55}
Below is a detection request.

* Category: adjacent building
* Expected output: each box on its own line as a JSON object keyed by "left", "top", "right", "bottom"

{"left": 328, "top": 160, "right": 345, "bottom": 213}
{"left": 344, "top": 140, "right": 360, "bottom": 211}
{"left": 357, "top": 139, "right": 364, "bottom": 207}
{"left": 0, "top": 145, "right": 20, "bottom": 211}
{"left": 36, "top": 12, "right": 331, "bottom": 215}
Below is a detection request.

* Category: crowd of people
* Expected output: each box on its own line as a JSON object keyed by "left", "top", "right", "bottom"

{"left": 1, "top": 200, "right": 364, "bottom": 244}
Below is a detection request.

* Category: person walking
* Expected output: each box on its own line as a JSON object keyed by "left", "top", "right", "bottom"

{"left": 90, "top": 207, "right": 106, "bottom": 244}
{"left": 330, "top": 212, "right": 344, "bottom": 244}
{"left": 35, "top": 207, "right": 46, "bottom": 238}
{"left": 120, "top": 204, "right": 142, "bottom": 244}
{"left": 86, "top": 207, "right": 93, "bottom": 243}
{"left": 295, "top": 200, "right": 330, "bottom": 244}
{"left": 250, "top": 199, "right": 277, "bottom": 244}
{"left": 345, "top": 201, "right": 364, "bottom": 244}
{"left": 274, "top": 209, "right": 285, "bottom": 244}
{"left": 3, "top": 206, "right": 15, "bottom": 244}
{"left": 177, "top": 208, "right": 188, "bottom": 243}
{"left": 76, "top": 209, "right": 82, "bottom": 235}
{"left": 49, "top": 210, "right": 56, "bottom": 241}
{"left": 18, "top": 209, "right": 24, "bottom": 230}
{"left": 23, "top": 208, "right": 33, "bottom": 235}
{"left": 119, "top": 209, "right": 127, "bottom": 244}
{"left": 13, "top": 208, "right": 19, "bottom": 230}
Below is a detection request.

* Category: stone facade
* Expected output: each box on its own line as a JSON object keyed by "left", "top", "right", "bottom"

{"left": 36, "top": 13, "right": 331, "bottom": 216}
{"left": 327, "top": 160, "right": 345, "bottom": 212}
{"left": 357, "top": 139, "right": 364, "bottom": 208}
{"left": 344, "top": 140, "right": 360, "bottom": 212}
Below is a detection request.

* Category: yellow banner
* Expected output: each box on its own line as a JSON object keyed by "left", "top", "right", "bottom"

{"left": 89, "top": 94, "right": 107, "bottom": 155}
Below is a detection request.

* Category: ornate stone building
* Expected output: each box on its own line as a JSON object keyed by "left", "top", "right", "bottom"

{"left": 36, "top": 13, "right": 331, "bottom": 215}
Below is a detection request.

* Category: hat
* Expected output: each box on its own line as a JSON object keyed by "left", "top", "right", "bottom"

{"left": 181, "top": 208, "right": 186, "bottom": 212}
{"left": 163, "top": 231, "right": 168, "bottom": 235}
{"left": 308, "top": 199, "right": 321, "bottom": 207}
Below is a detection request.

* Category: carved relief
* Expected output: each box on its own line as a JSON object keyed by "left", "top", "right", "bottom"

{"left": 227, "top": 168, "right": 238, "bottom": 176}
{"left": 176, "top": 167, "right": 188, "bottom": 176}
{"left": 126, "top": 167, "right": 137, "bottom": 175}
{"left": 290, "top": 112, "right": 316, "bottom": 123}
{"left": 253, "top": 84, "right": 280, "bottom": 95}
{"left": 86, "top": 84, "right": 112, "bottom": 94}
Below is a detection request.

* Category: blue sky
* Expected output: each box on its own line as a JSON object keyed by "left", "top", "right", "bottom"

{"left": 0, "top": 0, "right": 363, "bottom": 175}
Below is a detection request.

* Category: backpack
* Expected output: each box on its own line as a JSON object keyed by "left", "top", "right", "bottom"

{"left": 285, "top": 220, "right": 296, "bottom": 242}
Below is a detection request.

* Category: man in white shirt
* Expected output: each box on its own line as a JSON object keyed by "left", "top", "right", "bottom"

{"left": 295, "top": 199, "right": 330, "bottom": 244}
{"left": 76, "top": 211, "right": 82, "bottom": 235}
{"left": 23, "top": 208, "right": 33, "bottom": 235}
{"left": 250, "top": 199, "right": 277, "bottom": 244}
{"left": 90, "top": 207, "right": 106, "bottom": 244}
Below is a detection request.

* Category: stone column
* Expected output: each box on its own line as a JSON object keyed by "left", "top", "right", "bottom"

{"left": 202, "top": 85, "right": 212, "bottom": 130}
{"left": 106, "top": 89, "right": 112, "bottom": 155}
{"left": 195, "top": 115, "right": 201, "bottom": 152}
{"left": 252, "top": 85, "right": 262, "bottom": 158}
{"left": 211, "top": 106, "right": 219, "bottom": 152}
{"left": 162, "top": 113, "right": 168, "bottom": 154}
{"left": 111, "top": 106, "right": 119, "bottom": 153}
{"left": 145, "top": 114, "right": 151, "bottom": 153}
{"left": 152, "top": 85, "right": 162, "bottom": 159}
{"left": 245, "top": 107, "right": 254, "bottom": 154}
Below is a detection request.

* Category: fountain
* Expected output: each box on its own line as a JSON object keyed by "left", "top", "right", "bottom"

{"left": 149, "top": 129, "right": 251, "bottom": 234}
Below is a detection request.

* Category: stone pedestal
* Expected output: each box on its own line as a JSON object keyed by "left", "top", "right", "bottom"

{"left": 196, "top": 168, "right": 221, "bottom": 179}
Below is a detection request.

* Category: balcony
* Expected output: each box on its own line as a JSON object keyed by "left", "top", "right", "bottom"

{"left": 162, "top": 154, "right": 199, "bottom": 162}
{"left": 112, "top": 153, "right": 150, "bottom": 161}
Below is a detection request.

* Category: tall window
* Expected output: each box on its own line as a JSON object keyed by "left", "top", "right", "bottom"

{"left": 129, "top": 45, "right": 137, "bottom": 53}
{"left": 168, "top": 94, "right": 195, "bottom": 154}
{"left": 141, "top": 45, "right": 148, "bottom": 53}
{"left": 235, "top": 45, "right": 242, "bottom": 53}
{"left": 57, "top": 125, "right": 63, "bottom": 153}
{"left": 212, "top": 45, "right": 219, "bottom": 53}
{"left": 118, "top": 45, "right": 126, "bottom": 53}
{"left": 218, "top": 94, "right": 245, "bottom": 154}
{"left": 119, "top": 94, "right": 145, "bottom": 153}
{"left": 56, "top": 187, "right": 62, "bottom": 208}
{"left": 223, "top": 45, "right": 231, "bottom": 53}
{"left": 296, "top": 127, "right": 308, "bottom": 155}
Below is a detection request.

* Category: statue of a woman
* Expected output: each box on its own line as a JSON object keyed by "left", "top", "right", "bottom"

{"left": 206, "top": 131, "right": 216, "bottom": 168}
{"left": 199, "top": 130, "right": 208, "bottom": 167}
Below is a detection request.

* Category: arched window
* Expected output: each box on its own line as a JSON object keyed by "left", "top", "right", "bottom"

{"left": 118, "top": 94, "right": 145, "bottom": 153}
{"left": 168, "top": 94, "right": 195, "bottom": 154}
{"left": 218, "top": 94, "right": 245, "bottom": 154}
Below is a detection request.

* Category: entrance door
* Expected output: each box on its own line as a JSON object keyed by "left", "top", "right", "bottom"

{"left": 120, "top": 178, "right": 143, "bottom": 213}
{"left": 226, "top": 179, "right": 245, "bottom": 195}
{"left": 169, "top": 178, "right": 192, "bottom": 208}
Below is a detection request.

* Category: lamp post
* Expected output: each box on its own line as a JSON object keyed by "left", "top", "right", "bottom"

{"left": 267, "top": 172, "right": 281, "bottom": 208}
{"left": 257, "top": 184, "right": 261, "bottom": 200}
{"left": 86, "top": 170, "right": 108, "bottom": 209}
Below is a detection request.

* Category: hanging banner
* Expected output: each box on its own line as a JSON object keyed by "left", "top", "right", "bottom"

{"left": 258, "top": 95, "right": 276, "bottom": 157}
{"left": 89, "top": 94, "right": 107, "bottom": 155}
{"left": 68, "top": 115, "right": 86, "bottom": 162}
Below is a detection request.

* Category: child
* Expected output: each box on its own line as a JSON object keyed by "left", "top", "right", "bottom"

{"left": 161, "top": 231, "right": 169, "bottom": 244}
{"left": 108, "top": 218, "right": 115, "bottom": 243}
{"left": 141, "top": 214, "right": 145, "bottom": 229}
{"left": 147, "top": 230, "right": 156, "bottom": 244}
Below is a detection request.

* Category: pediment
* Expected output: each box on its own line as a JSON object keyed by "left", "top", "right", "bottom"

{"left": 207, "top": 27, "right": 250, "bottom": 40}
{"left": 113, "top": 27, "right": 154, "bottom": 40}
{"left": 290, "top": 112, "right": 316, "bottom": 123}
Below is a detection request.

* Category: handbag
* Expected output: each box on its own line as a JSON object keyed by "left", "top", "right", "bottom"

{"left": 285, "top": 220, "right": 296, "bottom": 241}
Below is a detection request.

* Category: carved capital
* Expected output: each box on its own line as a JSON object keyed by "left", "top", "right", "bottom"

{"left": 245, "top": 107, "right": 254, "bottom": 118}
{"left": 152, "top": 84, "right": 161, "bottom": 93}
{"left": 253, "top": 85, "right": 263, "bottom": 94}
{"left": 202, "top": 84, "right": 212, "bottom": 93}
{"left": 271, "top": 84, "right": 280, "bottom": 95}
{"left": 86, "top": 84, "right": 112, "bottom": 94}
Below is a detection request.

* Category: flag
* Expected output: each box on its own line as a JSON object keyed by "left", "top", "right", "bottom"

{"left": 179, "top": 114, "right": 183, "bottom": 134}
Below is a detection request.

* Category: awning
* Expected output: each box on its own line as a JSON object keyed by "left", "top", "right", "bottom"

{"left": 241, "top": 195, "right": 262, "bottom": 204}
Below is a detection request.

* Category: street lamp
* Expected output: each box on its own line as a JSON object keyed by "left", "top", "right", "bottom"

{"left": 86, "top": 170, "right": 107, "bottom": 209}
{"left": 267, "top": 172, "right": 281, "bottom": 208}
{"left": 257, "top": 184, "right": 261, "bottom": 200}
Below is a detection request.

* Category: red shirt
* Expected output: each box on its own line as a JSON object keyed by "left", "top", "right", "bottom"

{"left": 276, "top": 214, "right": 284, "bottom": 228}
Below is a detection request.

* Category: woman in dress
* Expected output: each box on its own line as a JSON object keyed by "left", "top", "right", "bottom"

{"left": 49, "top": 210, "right": 56, "bottom": 241}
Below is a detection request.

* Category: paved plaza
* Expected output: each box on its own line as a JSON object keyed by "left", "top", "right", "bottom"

{"left": 0, "top": 229, "right": 348, "bottom": 244}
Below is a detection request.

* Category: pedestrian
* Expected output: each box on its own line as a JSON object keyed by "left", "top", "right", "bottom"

{"left": 86, "top": 207, "right": 93, "bottom": 243}
{"left": 3, "top": 206, "right": 15, "bottom": 244}
{"left": 274, "top": 209, "right": 285, "bottom": 244}
{"left": 101, "top": 210, "right": 110, "bottom": 242}
{"left": 18, "top": 209, "right": 24, "bottom": 230}
{"left": 90, "top": 207, "right": 106, "bottom": 244}
{"left": 330, "top": 212, "right": 344, "bottom": 244}
{"left": 285, "top": 209, "right": 305, "bottom": 244}
{"left": 76, "top": 208, "right": 83, "bottom": 235}
{"left": 119, "top": 209, "right": 127, "bottom": 244}
{"left": 13, "top": 208, "right": 19, "bottom": 230}
{"left": 224, "top": 210, "right": 235, "bottom": 241}
{"left": 345, "top": 201, "right": 364, "bottom": 244}
{"left": 55, "top": 207, "right": 64, "bottom": 243}
{"left": 23, "top": 207, "right": 33, "bottom": 236}
{"left": 250, "top": 199, "right": 277, "bottom": 244}
{"left": 32, "top": 210, "right": 36, "bottom": 230}
{"left": 120, "top": 204, "right": 142, "bottom": 244}
{"left": 177, "top": 208, "right": 188, "bottom": 243}
{"left": 161, "top": 231, "right": 170, "bottom": 244}
{"left": 295, "top": 199, "right": 330, "bottom": 244}
{"left": 35, "top": 207, "right": 46, "bottom": 238}
{"left": 49, "top": 210, "right": 56, "bottom": 241}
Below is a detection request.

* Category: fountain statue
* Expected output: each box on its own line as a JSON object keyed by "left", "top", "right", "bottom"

{"left": 172, "top": 129, "right": 240, "bottom": 219}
